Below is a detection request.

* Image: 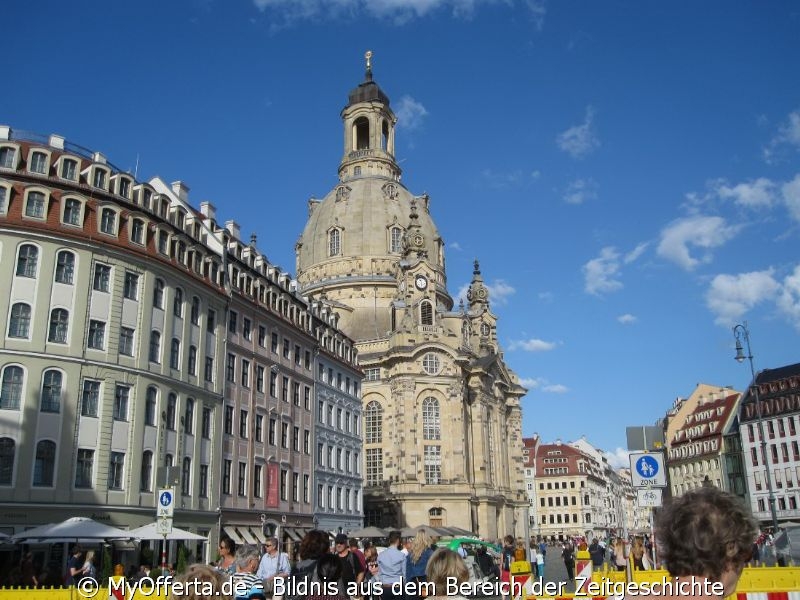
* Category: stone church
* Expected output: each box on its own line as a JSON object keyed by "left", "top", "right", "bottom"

{"left": 295, "top": 54, "right": 527, "bottom": 540}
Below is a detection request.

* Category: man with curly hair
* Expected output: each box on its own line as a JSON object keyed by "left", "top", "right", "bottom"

{"left": 656, "top": 486, "right": 757, "bottom": 598}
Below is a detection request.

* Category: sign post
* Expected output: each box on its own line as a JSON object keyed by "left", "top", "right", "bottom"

{"left": 157, "top": 488, "right": 175, "bottom": 569}
{"left": 629, "top": 452, "right": 666, "bottom": 567}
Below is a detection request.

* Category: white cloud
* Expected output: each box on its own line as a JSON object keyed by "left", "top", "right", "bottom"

{"left": 705, "top": 269, "right": 780, "bottom": 325}
{"left": 395, "top": 95, "right": 428, "bottom": 130}
{"left": 519, "top": 377, "right": 543, "bottom": 389}
{"left": 606, "top": 447, "right": 632, "bottom": 469}
{"left": 764, "top": 108, "right": 800, "bottom": 163}
{"left": 542, "top": 384, "right": 569, "bottom": 394}
{"left": 782, "top": 174, "right": 800, "bottom": 223}
{"left": 509, "top": 338, "right": 558, "bottom": 352}
{"left": 657, "top": 215, "right": 740, "bottom": 271}
{"left": 617, "top": 314, "right": 637, "bottom": 325}
{"left": 486, "top": 280, "right": 516, "bottom": 305}
{"left": 777, "top": 265, "right": 800, "bottom": 331}
{"left": 624, "top": 242, "right": 648, "bottom": 264}
{"left": 563, "top": 178, "right": 598, "bottom": 205}
{"left": 716, "top": 177, "right": 776, "bottom": 209}
{"left": 538, "top": 291, "right": 554, "bottom": 302}
{"left": 556, "top": 106, "right": 600, "bottom": 159}
{"left": 449, "top": 241, "right": 462, "bottom": 251}
{"left": 583, "top": 246, "right": 622, "bottom": 295}
{"left": 252, "top": 0, "right": 547, "bottom": 26}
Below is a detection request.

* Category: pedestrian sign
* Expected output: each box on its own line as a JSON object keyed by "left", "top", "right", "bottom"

{"left": 629, "top": 452, "right": 666, "bottom": 488}
{"left": 157, "top": 488, "right": 175, "bottom": 518}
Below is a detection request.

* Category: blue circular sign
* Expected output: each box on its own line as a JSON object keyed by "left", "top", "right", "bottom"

{"left": 159, "top": 491, "right": 173, "bottom": 506}
{"left": 635, "top": 456, "right": 659, "bottom": 479}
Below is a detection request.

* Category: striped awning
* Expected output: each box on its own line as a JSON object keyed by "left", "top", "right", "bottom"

{"left": 238, "top": 527, "right": 258, "bottom": 545}
{"left": 284, "top": 528, "right": 302, "bottom": 542}
{"left": 223, "top": 526, "right": 244, "bottom": 544}
{"left": 251, "top": 527, "right": 267, "bottom": 544}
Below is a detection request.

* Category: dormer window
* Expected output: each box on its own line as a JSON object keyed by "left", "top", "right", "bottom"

{"left": 0, "top": 146, "right": 17, "bottom": 169}
{"left": 92, "top": 168, "right": 108, "bottom": 190}
{"left": 117, "top": 177, "right": 131, "bottom": 199}
{"left": 24, "top": 190, "right": 46, "bottom": 218}
{"left": 62, "top": 197, "right": 83, "bottom": 226}
{"left": 29, "top": 151, "right": 48, "bottom": 174}
{"left": 131, "top": 218, "right": 145, "bottom": 245}
{"left": 60, "top": 158, "right": 78, "bottom": 181}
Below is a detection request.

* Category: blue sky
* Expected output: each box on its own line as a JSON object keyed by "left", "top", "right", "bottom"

{"left": 4, "top": 1, "right": 799, "bottom": 464}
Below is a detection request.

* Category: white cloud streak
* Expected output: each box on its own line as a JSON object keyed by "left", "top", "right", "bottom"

{"left": 783, "top": 174, "right": 800, "bottom": 223}
{"left": 394, "top": 95, "right": 428, "bottom": 130}
{"left": 563, "top": 178, "right": 598, "bottom": 205}
{"left": 705, "top": 269, "right": 781, "bottom": 325}
{"left": 764, "top": 108, "right": 800, "bottom": 163}
{"left": 716, "top": 177, "right": 776, "bottom": 209}
{"left": 617, "top": 314, "right": 637, "bottom": 325}
{"left": 556, "top": 106, "right": 600, "bottom": 159}
{"left": 509, "top": 338, "right": 558, "bottom": 352}
{"left": 584, "top": 247, "right": 622, "bottom": 295}
{"left": 657, "top": 216, "right": 740, "bottom": 271}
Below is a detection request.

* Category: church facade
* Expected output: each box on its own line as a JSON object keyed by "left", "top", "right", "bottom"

{"left": 295, "top": 55, "right": 528, "bottom": 540}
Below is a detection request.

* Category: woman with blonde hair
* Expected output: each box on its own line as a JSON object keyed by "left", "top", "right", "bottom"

{"left": 630, "top": 536, "right": 645, "bottom": 570}
{"left": 406, "top": 531, "right": 434, "bottom": 598}
{"left": 425, "top": 548, "right": 470, "bottom": 599}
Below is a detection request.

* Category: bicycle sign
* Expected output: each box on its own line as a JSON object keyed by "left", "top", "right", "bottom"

{"left": 629, "top": 452, "right": 666, "bottom": 487}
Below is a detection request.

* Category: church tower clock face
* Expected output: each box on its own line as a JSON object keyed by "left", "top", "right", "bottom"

{"left": 415, "top": 275, "right": 428, "bottom": 290}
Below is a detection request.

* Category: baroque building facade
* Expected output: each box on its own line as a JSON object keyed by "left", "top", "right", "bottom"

{"left": 295, "top": 57, "right": 527, "bottom": 539}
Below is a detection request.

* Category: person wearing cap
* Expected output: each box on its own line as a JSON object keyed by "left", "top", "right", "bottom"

{"left": 334, "top": 532, "right": 365, "bottom": 587}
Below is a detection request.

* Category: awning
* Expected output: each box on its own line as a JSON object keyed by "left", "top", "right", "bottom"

{"left": 251, "top": 527, "right": 267, "bottom": 544}
{"left": 284, "top": 528, "right": 302, "bottom": 542}
{"left": 223, "top": 526, "right": 244, "bottom": 544}
{"left": 238, "top": 527, "right": 258, "bottom": 545}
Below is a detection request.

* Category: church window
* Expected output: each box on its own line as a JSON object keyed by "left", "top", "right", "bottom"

{"left": 365, "top": 368, "right": 380, "bottom": 381}
{"left": 420, "top": 300, "right": 433, "bottom": 326}
{"left": 422, "top": 353, "right": 440, "bottom": 375}
{"left": 366, "top": 448, "right": 383, "bottom": 486}
{"left": 365, "top": 400, "right": 383, "bottom": 444}
{"left": 424, "top": 445, "right": 441, "bottom": 484}
{"left": 480, "top": 323, "right": 490, "bottom": 336}
{"left": 381, "top": 120, "right": 390, "bottom": 151}
{"left": 422, "top": 397, "right": 440, "bottom": 440}
{"left": 328, "top": 229, "right": 341, "bottom": 256}
{"left": 390, "top": 227, "right": 403, "bottom": 253}
{"left": 354, "top": 117, "right": 370, "bottom": 150}
{"left": 462, "top": 321, "right": 470, "bottom": 344}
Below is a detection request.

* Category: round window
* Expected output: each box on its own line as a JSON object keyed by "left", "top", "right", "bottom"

{"left": 422, "top": 353, "right": 441, "bottom": 375}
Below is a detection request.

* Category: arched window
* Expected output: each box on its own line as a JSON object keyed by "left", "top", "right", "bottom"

{"left": 354, "top": 116, "right": 370, "bottom": 150}
{"left": 381, "top": 120, "right": 390, "bottom": 151}
{"left": 462, "top": 321, "right": 470, "bottom": 344}
{"left": 40, "top": 370, "right": 62, "bottom": 413}
{"left": 190, "top": 296, "right": 200, "bottom": 325}
{"left": 184, "top": 398, "right": 194, "bottom": 435}
{"left": 173, "top": 288, "right": 183, "bottom": 317}
{"left": 145, "top": 387, "right": 158, "bottom": 426}
{"left": 428, "top": 506, "right": 444, "bottom": 527}
{"left": 25, "top": 191, "right": 46, "bottom": 218}
{"left": 55, "top": 250, "right": 75, "bottom": 284}
{"left": 170, "top": 338, "right": 180, "bottom": 369}
{"left": 166, "top": 393, "right": 177, "bottom": 430}
{"left": 16, "top": 244, "right": 38, "bottom": 278}
{"left": 0, "top": 366, "right": 23, "bottom": 410}
{"left": 8, "top": 303, "right": 31, "bottom": 338}
{"left": 149, "top": 331, "right": 161, "bottom": 363}
{"left": 181, "top": 457, "right": 191, "bottom": 495}
{"left": 33, "top": 440, "right": 56, "bottom": 486}
{"left": 48, "top": 308, "right": 69, "bottom": 343}
{"left": 420, "top": 300, "right": 433, "bottom": 326}
{"left": 140, "top": 450, "right": 153, "bottom": 492}
{"left": 0, "top": 438, "right": 15, "bottom": 485}
{"left": 365, "top": 400, "right": 383, "bottom": 444}
{"left": 422, "top": 353, "right": 440, "bottom": 375}
{"left": 100, "top": 207, "right": 116, "bottom": 234}
{"left": 390, "top": 227, "right": 403, "bottom": 253}
{"left": 422, "top": 397, "right": 441, "bottom": 440}
{"left": 329, "top": 229, "right": 341, "bottom": 257}
{"left": 153, "top": 278, "right": 165, "bottom": 308}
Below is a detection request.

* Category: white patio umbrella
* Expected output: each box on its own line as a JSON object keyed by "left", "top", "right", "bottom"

{"left": 349, "top": 526, "right": 387, "bottom": 538}
{"left": 11, "top": 517, "right": 132, "bottom": 543}
{"left": 129, "top": 523, "right": 207, "bottom": 541}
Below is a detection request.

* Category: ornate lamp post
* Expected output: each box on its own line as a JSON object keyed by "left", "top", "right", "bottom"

{"left": 733, "top": 322, "right": 779, "bottom": 534}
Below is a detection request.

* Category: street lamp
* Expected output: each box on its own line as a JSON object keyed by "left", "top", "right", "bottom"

{"left": 733, "top": 322, "right": 779, "bottom": 535}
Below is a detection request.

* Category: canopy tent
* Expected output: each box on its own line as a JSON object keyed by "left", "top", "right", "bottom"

{"left": 349, "top": 526, "right": 387, "bottom": 538}
{"left": 12, "top": 517, "right": 133, "bottom": 543}
{"left": 128, "top": 523, "right": 207, "bottom": 541}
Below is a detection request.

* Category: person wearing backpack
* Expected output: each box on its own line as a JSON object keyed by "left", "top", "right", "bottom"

{"left": 283, "top": 530, "right": 330, "bottom": 600}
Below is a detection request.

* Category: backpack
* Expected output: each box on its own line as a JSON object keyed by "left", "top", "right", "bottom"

{"left": 283, "top": 560, "right": 319, "bottom": 600}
